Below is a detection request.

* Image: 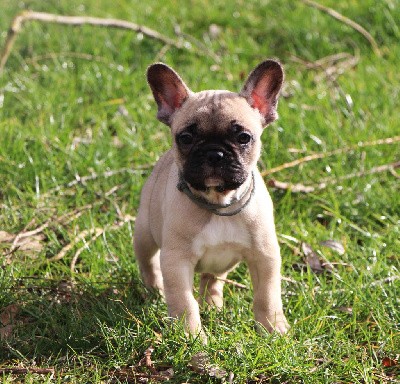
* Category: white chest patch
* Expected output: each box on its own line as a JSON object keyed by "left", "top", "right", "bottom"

{"left": 192, "top": 216, "right": 251, "bottom": 274}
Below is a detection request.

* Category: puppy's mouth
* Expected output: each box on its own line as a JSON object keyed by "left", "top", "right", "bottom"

{"left": 185, "top": 172, "right": 246, "bottom": 193}
{"left": 178, "top": 171, "right": 255, "bottom": 210}
{"left": 204, "top": 177, "right": 227, "bottom": 193}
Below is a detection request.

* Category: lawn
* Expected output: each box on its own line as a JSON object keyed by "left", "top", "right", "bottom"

{"left": 0, "top": 0, "right": 399, "bottom": 382}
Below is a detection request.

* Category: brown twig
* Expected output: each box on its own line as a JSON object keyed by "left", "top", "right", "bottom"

{"left": 25, "top": 51, "right": 108, "bottom": 65}
{"left": 300, "top": 0, "right": 381, "bottom": 56}
{"left": 9, "top": 218, "right": 53, "bottom": 252}
{"left": 7, "top": 207, "right": 92, "bottom": 254}
{"left": 48, "top": 227, "right": 103, "bottom": 262}
{"left": 262, "top": 136, "right": 400, "bottom": 177}
{"left": 318, "top": 161, "right": 400, "bottom": 184}
{"left": 215, "top": 277, "right": 247, "bottom": 289}
{"left": 281, "top": 276, "right": 300, "bottom": 284}
{"left": 174, "top": 26, "right": 221, "bottom": 63}
{"left": 267, "top": 160, "right": 400, "bottom": 193}
{"left": 43, "top": 166, "right": 150, "bottom": 198}
{"left": 69, "top": 229, "right": 104, "bottom": 272}
{"left": 290, "top": 50, "right": 360, "bottom": 121}
{"left": 290, "top": 48, "right": 360, "bottom": 94}
{"left": 69, "top": 215, "right": 135, "bottom": 271}
{"left": 267, "top": 179, "right": 316, "bottom": 193}
{"left": 390, "top": 168, "right": 400, "bottom": 179}
{"left": 0, "top": 367, "right": 55, "bottom": 375}
{"left": 317, "top": 275, "right": 400, "bottom": 295}
{"left": 109, "top": 369, "right": 171, "bottom": 382}
{"left": 46, "top": 214, "right": 134, "bottom": 263}
{"left": 0, "top": 11, "right": 184, "bottom": 72}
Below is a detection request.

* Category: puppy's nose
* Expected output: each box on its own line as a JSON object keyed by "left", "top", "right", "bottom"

{"left": 206, "top": 150, "right": 224, "bottom": 165}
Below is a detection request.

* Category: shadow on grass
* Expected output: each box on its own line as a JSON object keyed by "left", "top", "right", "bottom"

{"left": 0, "top": 273, "right": 165, "bottom": 363}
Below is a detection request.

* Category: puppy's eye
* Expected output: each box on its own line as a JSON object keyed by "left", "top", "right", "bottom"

{"left": 178, "top": 132, "right": 194, "bottom": 145}
{"left": 237, "top": 132, "right": 252, "bottom": 145}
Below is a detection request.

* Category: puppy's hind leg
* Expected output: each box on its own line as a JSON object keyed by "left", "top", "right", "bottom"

{"left": 199, "top": 272, "right": 228, "bottom": 310}
{"left": 134, "top": 221, "right": 164, "bottom": 294}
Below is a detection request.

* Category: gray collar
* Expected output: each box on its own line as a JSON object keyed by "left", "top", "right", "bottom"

{"left": 177, "top": 172, "right": 255, "bottom": 217}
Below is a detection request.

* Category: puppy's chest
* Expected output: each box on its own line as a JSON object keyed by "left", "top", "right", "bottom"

{"left": 192, "top": 216, "right": 251, "bottom": 274}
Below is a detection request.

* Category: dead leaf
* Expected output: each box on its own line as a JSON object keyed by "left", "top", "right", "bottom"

{"left": 144, "top": 346, "right": 154, "bottom": 367}
{"left": 189, "top": 352, "right": 227, "bottom": 379}
{"left": 189, "top": 352, "right": 209, "bottom": 374}
{"left": 0, "top": 304, "right": 19, "bottom": 325}
{"left": 0, "top": 325, "right": 15, "bottom": 340}
{"left": 320, "top": 239, "right": 345, "bottom": 255}
{"left": 138, "top": 346, "right": 158, "bottom": 374}
{"left": 382, "top": 357, "right": 398, "bottom": 367}
{"left": 0, "top": 304, "right": 20, "bottom": 340}
{"left": 159, "top": 368, "right": 174, "bottom": 378}
{"left": 302, "top": 243, "right": 324, "bottom": 272}
{"left": 1, "top": 231, "right": 45, "bottom": 259}
{"left": 208, "top": 365, "right": 227, "bottom": 379}
{"left": 0, "top": 231, "right": 15, "bottom": 243}
{"left": 335, "top": 306, "right": 353, "bottom": 314}
{"left": 16, "top": 234, "right": 45, "bottom": 253}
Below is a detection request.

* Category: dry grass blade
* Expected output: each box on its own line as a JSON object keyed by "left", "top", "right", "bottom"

{"left": 302, "top": 242, "right": 324, "bottom": 272}
{"left": 300, "top": 0, "right": 381, "bottom": 56}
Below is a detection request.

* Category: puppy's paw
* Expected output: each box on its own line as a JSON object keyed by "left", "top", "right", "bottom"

{"left": 256, "top": 312, "right": 290, "bottom": 335}
{"left": 272, "top": 315, "right": 290, "bottom": 335}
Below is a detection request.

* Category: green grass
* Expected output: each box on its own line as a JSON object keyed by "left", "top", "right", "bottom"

{"left": 0, "top": 0, "right": 399, "bottom": 382}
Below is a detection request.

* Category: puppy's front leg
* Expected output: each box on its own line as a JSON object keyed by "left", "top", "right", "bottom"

{"left": 247, "top": 244, "right": 289, "bottom": 335}
{"left": 160, "top": 250, "right": 204, "bottom": 339}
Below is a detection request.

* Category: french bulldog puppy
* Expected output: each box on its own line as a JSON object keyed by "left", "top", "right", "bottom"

{"left": 134, "top": 60, "right": 289, "bottom": 338}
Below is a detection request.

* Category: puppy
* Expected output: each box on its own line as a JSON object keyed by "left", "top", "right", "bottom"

{"left": 134, "top": 60, "right": 289, "bottom": 338}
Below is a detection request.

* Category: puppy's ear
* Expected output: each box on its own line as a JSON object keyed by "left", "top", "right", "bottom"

{"left": 240, "top": 60, "right": 284, "bottom": 125}
{"left": 147, "top": 63, "right": 191, "bottom": 126}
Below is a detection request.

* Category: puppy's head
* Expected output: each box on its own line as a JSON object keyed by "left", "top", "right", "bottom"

{"left": 147, "top": 60, "right": 284, "bottom": 193}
